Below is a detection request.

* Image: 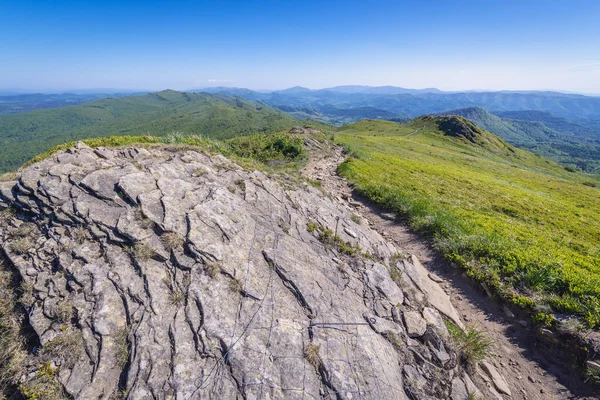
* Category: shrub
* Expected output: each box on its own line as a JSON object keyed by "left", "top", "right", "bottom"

{"left": 19, "top": 362, "right": 66, "bottom": 400}
{"left": 226, "top": 133, "right": 305, "bottom": 163}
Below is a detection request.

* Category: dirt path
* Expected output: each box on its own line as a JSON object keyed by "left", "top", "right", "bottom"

{"left": 302, "top": 144, "right": 599, "bottom": 400}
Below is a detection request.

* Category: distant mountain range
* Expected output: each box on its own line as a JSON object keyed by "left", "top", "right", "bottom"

{"left": 191, "top": 85, "right": 600, "bottom": 129}
{"left": 2, "top": 86, "right": 600, "bottom": 173}
{"left": 0, "top": 92, "right": 140, "bottom": 116}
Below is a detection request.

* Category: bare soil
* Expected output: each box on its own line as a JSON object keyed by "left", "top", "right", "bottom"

{"left": 302, "top": 143, "right": 600, "bottom": 400}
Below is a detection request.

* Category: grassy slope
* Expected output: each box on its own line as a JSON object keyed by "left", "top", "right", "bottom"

{"left": 0, "top": 90, "right": 302, "bottom": 172}
{"left": 336, "top": 118, "right": 600, "bottom": 327}
{"left": 438, "top": 107, "right": 600, "bottom": 173}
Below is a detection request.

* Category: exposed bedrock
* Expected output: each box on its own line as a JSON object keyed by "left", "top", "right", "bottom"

{"left": 0, "top": 143, "right": 477, "bottom": 399}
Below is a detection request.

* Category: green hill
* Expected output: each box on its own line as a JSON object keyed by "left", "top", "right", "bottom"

{"left": 0, "top": 90, "right": 300, "bottom": 172}
{"left": 437, "top": 107, "right": 600, "bottom": 173}
{"left": 493, "top": 110, "right": 599, "bottom": 139}
{"left": 336, "top": 117, "right": 600, "bottom": 327}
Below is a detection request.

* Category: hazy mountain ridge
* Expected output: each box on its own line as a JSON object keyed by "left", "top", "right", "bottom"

{"left": 0, "top": 92, "right": 137, "bottom": 116}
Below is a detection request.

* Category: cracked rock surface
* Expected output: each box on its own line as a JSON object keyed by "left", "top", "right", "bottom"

{"left": 1, "top": 143, "right": 478, "bottom": 399}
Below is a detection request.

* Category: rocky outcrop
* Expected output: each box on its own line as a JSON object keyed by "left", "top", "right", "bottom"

{"left": 0, "top": 143, "right": 481, "bottom": 399}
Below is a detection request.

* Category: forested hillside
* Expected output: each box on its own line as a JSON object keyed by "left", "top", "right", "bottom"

{"left": 0, "top": 90, "right": 299, "bottom": 172}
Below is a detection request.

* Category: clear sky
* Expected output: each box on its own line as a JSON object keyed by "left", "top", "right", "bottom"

{"left": 1, "top": 0, "right": 599, "bottom": 93}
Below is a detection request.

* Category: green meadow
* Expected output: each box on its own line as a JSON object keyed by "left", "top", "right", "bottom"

{"left": 335, "top": 117, "right": 600, "bottom": 327}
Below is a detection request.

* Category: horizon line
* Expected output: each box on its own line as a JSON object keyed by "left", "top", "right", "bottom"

{"left": 1, "top": 86, "right": 599, "bottom": 97}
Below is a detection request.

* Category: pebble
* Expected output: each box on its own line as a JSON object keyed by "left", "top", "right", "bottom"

{"left": 426, "top": 273, "right": 442, "bottom": 283}
{"left": 502, "top": 305, "right": 515, "bottom": 318}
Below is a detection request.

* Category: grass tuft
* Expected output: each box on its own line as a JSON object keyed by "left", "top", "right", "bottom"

{"left": 204, "top": 261, "right": 221, "bottom": 279}
{"left": 445, "top": 321, "right": 491, "bottom": 366}
{"left": 131, "top": 242, "right": 155, "bottom": 261}
{"left": 304, "top": 342, "right": 321, "bottom": 368}
{"left": 161, "top": 232, "right": 184, "bottom": 251}
{"left": 229, "top": 278, "right": 243, "bottom": 294}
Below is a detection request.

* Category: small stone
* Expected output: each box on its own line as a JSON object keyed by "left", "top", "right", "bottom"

{"left": 528, "top": 375, "right": 535, "bottom": 383}
{"left": 480, "top": 282, "right": 493, "bottom": 297}
{"left": 481, "top": 361, "right": 512, "bottom": 396}
{"left": 519, "top": 320, "right": 528, "bottom": 327}
{"left": 343, "top": 228, "right": 357, "bottom": 238}
{"left": 403, "top": 310, "right": 427, "bottom": 337}
{"left": 502, "top": 305, "right": 515, "bottom": 318}
{"left": 586, "top": 360, "right": 600, "bottom": 370}
{"left": 428, "top": 273, "right": 444, "bottom": 283}
{"left": 450, "top": 377, "right": 468, "bottom": 400}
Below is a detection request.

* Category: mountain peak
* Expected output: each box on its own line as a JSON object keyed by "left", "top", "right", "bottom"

{"left": 417, "top": 115, "right": 514, "bottom": 153}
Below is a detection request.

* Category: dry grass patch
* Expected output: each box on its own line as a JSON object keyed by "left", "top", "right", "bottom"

{"left": 53, "top": 301, "right": 73, "bottom": 324}
{"left": 114, "top": 328, "right": 130, "bottom": 367}
{"left": 15, "top": 223, "right": 37, "bottom": 237}
{"left": 192, "top": 167, "right": 208, "bottom": 177}
{"left": 168, "top": 289, "right": 186, "bottom": 307}
{"left": 69, "top": 225, "right": 88, "bottom": 244}
{"left": 229, "top": 278, "right": 243, "bottom": 294}
{"left": 161, "top": 232, "right": 184, "bottom": 251}
{"left": 134, "top": 209, "right": 154, "bottom": 229}
{"left": 44, "top": 330, "right": 83, "bottom": 369}
{"left": 0, "top": 265, "right": 26, "bottom": 394}
{"left": 132, "top": 242, "right": 155, "bottom": 261}
{"left": 204, "top": 261, "right": 221, "bottom": 278}
{"left": 304, "top": 342, "right": 321, "bottom": 368}
{"left": 19, "top": 281, "right": 35, "bottom": 307}
{"left": 10, "top": 237, "right": 33, "bottom": 255}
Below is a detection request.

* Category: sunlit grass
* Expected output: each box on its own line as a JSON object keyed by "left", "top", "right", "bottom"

{"left": 336, "top": 119, "right": 600, "bottom": 327}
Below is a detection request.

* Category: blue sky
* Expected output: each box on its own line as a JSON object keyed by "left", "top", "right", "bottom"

{"left": 1, "top": 0, "right": 599, "bottom": 93}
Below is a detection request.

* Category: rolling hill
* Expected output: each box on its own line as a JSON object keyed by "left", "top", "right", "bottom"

{"left": 335, "top": 117, "right": 600, "bottom": 327}
{"left": 435, "top": 106, "right": 600, "bottom": 173}
{"left": 0, "top": 90, "right": 301, "bottom": 172}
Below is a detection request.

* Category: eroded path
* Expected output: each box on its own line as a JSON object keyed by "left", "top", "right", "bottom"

{"left": 302, "top": 143, "right": 599, "bottom": 400}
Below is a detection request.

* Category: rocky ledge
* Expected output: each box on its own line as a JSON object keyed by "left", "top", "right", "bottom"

{"left": 0, "top": 143, "right": 482, "bottom": 399}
